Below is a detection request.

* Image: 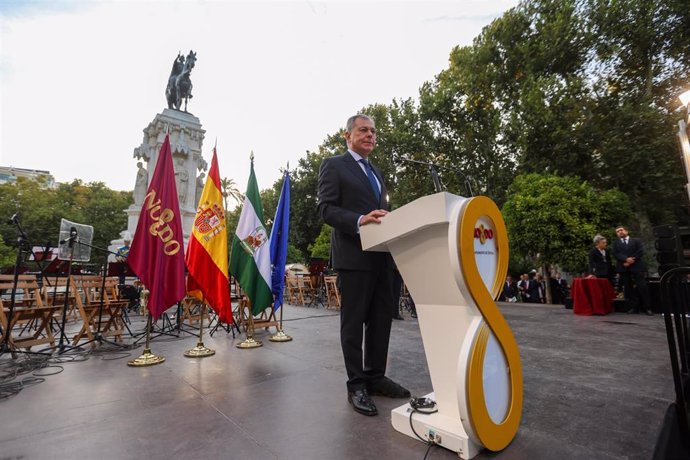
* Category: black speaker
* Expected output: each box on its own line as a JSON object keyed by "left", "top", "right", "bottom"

{"left": 653, "top": 225, "right": 690, "bottom": 275}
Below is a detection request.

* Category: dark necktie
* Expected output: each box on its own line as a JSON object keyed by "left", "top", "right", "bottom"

{"left": 359, "top": 159, "right": 381, "bottom": 202}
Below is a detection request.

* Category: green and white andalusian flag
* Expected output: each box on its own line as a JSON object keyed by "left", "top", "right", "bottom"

{"left": 230, "top": 156, "right": 273, "bottom": 315}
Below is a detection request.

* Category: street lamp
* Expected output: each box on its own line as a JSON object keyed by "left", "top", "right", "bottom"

{"left": 679, "top": 90, "right": 690, "bottom": 109}
{"left": 677, "top": 90, "right": 690, "bottom": 205}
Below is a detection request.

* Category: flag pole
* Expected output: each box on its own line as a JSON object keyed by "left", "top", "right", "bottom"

{"left": 184, "top": 297, "right": 215, "bottom": 357}
{"left": 269, "top": 302, "right": 292, "bottom": 342}
{"left": 236, "top": 300, "right": 262, "bottom": 348}
{"left": 128, "top": 288, "right": 166, "bottom": 366}
{"left": 269, "top": 164, "right": 292, "bottom": 343}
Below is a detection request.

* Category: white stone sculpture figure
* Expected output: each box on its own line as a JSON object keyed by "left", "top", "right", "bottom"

{"left": 174, "top": 157, "right": 188, "bottom": 205}
{"left": 133, "top": 162, "right": 148, "bottom": 205}
{"left": 195, "top": 172, "right": 205, "bottom": 208}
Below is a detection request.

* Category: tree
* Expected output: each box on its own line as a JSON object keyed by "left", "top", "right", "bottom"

{"left": 286, "top": 244, "right": 304, "bottom": 264}
{"left": 0, "top": 234, "right": 15, "bottom": 270}
{"left": 308, "top": 224, "right": 331, "bottom": 260}
{"left": 0, "top": 178, "right": 132, "bottom": 268}
{"left": 220, "top": 177, "right": 244, "bottom": 212}
{"left": 502, "top": 173, "right": 632, "bottom": 301}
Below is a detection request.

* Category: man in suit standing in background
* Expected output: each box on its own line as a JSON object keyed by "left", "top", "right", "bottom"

{"left": 613, "top": 226, "right": 652, "bottom": 315}
{"left": 318, "top": 114, "right": 410, "bottom": 417}
{"left": 499, "top": 275, "right": 518, "bottom": 302}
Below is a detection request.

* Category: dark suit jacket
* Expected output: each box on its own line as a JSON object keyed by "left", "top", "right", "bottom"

{"left": 612, "top": 237, "right": 647, "bottom": 273}
{"left": 588, "top": 247, "right": 613, "bottom": 278}
{"left": 499, "top": 281, "right": 517, "bottom": 301}
{"left": 522, "top": 279, "right": 539, "bottom": 302}
{"left": 317, "top": 152, "right": 390, "bottom": 271}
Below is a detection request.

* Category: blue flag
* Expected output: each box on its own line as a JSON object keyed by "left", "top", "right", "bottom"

{"left": 269, "top": 170, "right": 290, "bottom": 310}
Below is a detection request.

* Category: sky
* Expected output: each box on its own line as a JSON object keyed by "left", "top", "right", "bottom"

{"left": 1, "top": 0, "right": 519, "bottom": 193}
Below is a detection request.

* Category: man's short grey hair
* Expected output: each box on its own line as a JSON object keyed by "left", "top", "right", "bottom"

{"left": 593, "top": 234, "right": 606, "bottom": 244}
{"left": 345, "top": 114, "right": 375, "bottom": 133}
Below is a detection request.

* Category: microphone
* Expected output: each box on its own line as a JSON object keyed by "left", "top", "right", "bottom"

{"left": 7, "top": 213, "right": 18, "bottom": 225}
{"left": 60, "top": 227, "right": 79, "bottom": 247}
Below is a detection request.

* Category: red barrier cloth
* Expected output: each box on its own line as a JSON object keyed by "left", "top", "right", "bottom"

{"left": 572, "top": 277, "right": 615, "bottom": 315}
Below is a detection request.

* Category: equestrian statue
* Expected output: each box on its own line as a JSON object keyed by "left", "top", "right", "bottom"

{"left": 166, "top": 50, "right": 197, "bottom": 112}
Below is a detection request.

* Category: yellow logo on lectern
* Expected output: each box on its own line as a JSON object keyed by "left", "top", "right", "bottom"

{"left": 458, "top": 197, "right": 523, "bottom": 452}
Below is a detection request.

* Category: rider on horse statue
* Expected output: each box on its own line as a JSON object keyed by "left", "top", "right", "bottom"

{"left": 166, "top": 50, "right": 196, "bottom": 112}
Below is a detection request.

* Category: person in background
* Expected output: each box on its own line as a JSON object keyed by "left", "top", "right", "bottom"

{"left": 588, "top": 234, "right": 614, "bottom": 283}
{"left": 517, "top": 273, "right": 530, "bottom": 302}
{"left": 500, "top": 275, "right": 518, "bottom": 302}
{"left": 535, "top": 273, "right": 546, "bottom": 303}
{"left": 612, "top": 226, "right": 652, "bottom": 315}
{"left": 554, "top": 272, "right": 569, "bottom": 302}
{"left": 116, "top": 234, "right": 132, "bottom": 285}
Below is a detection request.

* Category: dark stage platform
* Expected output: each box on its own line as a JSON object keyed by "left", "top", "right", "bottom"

{"left": 0, "top": 302, "right": 673, "bottom": 459}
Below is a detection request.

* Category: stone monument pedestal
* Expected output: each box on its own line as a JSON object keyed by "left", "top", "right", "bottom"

{"left": 109, "top": 108, "right": 207, "bottom": 260}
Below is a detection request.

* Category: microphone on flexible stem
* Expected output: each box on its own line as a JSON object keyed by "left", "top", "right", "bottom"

{"left": 60, "top": 227, "right": 79, "bottom": 248}
{"left": 7, "top": 213, "right": 18, "bottom": 225}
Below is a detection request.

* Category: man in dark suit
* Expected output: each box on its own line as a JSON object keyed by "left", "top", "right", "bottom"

{"left": 517, "top": 273, "right": 529, "bottom": 302}
{"left": 499, "top": 275, "right": 517, "bottom": 302}
{"left": 588, "top": 234, "right": 614, "bottom": 282}
{"left": 317, "top": 114, "right": 410, "bottom": 416}
{"left": 525, "top": 271, "right": 540, "bottom": 303}
{"left": 612, "top": 226, "right": 652, "bottom": 315}
{"left": 554, "top": 272, "right": 569, "bottom": 302}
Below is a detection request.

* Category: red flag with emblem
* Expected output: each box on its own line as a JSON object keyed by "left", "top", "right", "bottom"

{"left": 127, "top": 134, "right": 186, "bottom": 320}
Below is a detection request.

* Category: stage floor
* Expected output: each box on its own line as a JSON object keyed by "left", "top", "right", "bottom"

{"left": 0, "top": 302, "right": 672, "bottom": 460}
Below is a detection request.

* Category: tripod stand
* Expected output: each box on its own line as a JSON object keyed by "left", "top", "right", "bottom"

{"left": 1, "top": 215, "right": 51, "bottom": 359}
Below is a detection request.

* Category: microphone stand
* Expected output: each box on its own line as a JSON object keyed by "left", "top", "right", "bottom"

{"left": 393, "top": 155, "right": 475, "bottom": 196}
{"left": 56, "top": 231, "right": 78, "bottom": 353}
{"left": 0, "top": 216, "right": 51, "bottom": 358}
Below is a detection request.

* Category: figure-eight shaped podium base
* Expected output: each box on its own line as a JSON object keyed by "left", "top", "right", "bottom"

{"left": 360, "top": 192, "right": 523, "bottom": 459}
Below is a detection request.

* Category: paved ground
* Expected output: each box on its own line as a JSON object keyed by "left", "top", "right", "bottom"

{"left": 0, "top": 302, "right": 674, "bottom": 460}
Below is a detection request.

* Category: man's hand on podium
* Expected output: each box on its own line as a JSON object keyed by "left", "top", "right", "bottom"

{"left": 360, "top": 209, "right": 389, "bottom": 226}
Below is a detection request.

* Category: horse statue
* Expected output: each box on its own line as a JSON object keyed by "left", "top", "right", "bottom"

{"left": 165, "top": 50, "right": 197, "bottom": 112}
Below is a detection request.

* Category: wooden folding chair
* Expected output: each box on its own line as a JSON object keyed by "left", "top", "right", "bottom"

{"left": 324, "top": 275, "right": 341, "bottom": 310}
{"left": 70, "top": 275, "right": 126, "bottom": 347}
{"left": 0, "top": 274, "right": 59, "bottom": 350}
{"left": 285, "top": 275, "right": 304, "bottom": 305}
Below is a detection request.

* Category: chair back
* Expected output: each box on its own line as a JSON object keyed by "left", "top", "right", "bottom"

{"left": 0, "top": 274, "right": 43, "bottom": 306}
{"left": 655, "top": 267, "right": 690, "bottom": 456}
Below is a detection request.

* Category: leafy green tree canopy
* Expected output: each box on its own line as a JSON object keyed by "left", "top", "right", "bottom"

{"left": 0, "top": 178, "right": 132, "bottom": 269}
{"left": 309, "top": 224, "right": 331, "bottom": 261}
{"left": 502, "top": 173, "right": 632, "bottom": 273}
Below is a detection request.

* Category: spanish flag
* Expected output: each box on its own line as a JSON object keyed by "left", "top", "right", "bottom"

{"left": 185, "top": 149, "right": 233, "bottom": 324}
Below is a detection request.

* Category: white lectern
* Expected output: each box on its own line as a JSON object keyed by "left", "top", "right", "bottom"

{"left": 360, "top": 192, "right": 523, "bottom": 459}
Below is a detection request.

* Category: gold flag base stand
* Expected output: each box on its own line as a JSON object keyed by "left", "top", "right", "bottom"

{"left": 184, "top": 341, "right": 216, "bottom": 357}
{"left": 269, "top": 330, "right": 292, "bottom": 342}
{"left": 128, "top": 347, "right": 166, "bottom": 367}
{"left": 269, "top": 304, "right": 292, "bottom": 342}
{"left": 237, "top": 301, "right": 263, "bottom": 349}
{"left": 184, "top": 303, "right": 216, "bottom": 357}
{"left": 236, "top": 337, "right": 263, "bottom": 348}
{"left": 128, "top": 312, "right": 165, "bottom": 367}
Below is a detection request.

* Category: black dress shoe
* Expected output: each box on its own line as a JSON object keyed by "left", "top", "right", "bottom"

{"left": 369, "top": 377, "right": 411, "bottom": 398}
{"left": 348, "top": 389, "right": 377, "bottom": 416}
